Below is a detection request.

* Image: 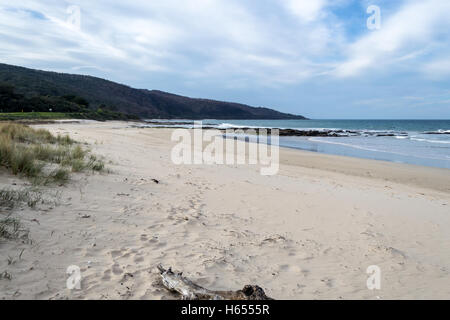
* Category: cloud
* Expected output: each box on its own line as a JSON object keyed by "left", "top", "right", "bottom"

{"left": 0, "top": 0, "right": 449, "bottom": 118}
{"left": 335, "top": 0, "right": 450, "bottom": 77}
{"left": 0, "top": 0, "right": 348, "bottom": 85}
{"left": 2, "top": 0, "right": 449, "bottom": 84}
{"left": 422, "top": 58, "right": 450, "bottom": 79}
{"left": 282, "top": 0, "right": 328, "bottom": 22}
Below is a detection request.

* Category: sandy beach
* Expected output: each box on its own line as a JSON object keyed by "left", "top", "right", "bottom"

{"left": 1, "top": 120, "right": 449, "bottom": 300}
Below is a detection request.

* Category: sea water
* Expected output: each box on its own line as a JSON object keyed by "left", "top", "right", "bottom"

{"left": 144, "top": 119, "right": 450, "bottom": 169}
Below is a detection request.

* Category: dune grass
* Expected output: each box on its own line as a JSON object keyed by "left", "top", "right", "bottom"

{"left": 0, "top": 122, "right": 105, "bottom": 185}
{"left": 0, "top": 122, "right": 74, "bottom": 145}
{"left": 0, "top": 188, "right": 42, "bottom": 209}
{"left": 0, "top": 217, "right": 24, "bottom": 240}
{"left": 0, "top": 123, "right": 106, "bottom": 241}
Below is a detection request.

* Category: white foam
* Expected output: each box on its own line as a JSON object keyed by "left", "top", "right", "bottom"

{"left": 217, "top": 123, "right": 263, "bottom": 129}
{"left": 410, "top": 138, "right": 450, "bottom": 144}
{"left": 423, "top": 129, "right": 450, "bottom": 134}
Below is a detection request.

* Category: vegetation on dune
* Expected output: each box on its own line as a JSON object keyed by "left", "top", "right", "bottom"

{"left": 0, "top": 217, "right": 21, "bottom": 240}
{"left": 0, "top": 123, "right": 107, "bottom": 242}
{"left": 0, "top": 123, "right": 105, "bottom": 185}
{"left": 0, "top": 216, "right": 29, "bottom": 242}
{"left": 0, "top": 188, "right": 37, "bottom": 243}
{"left": 0, "top": 188, "right": 43, "bottom": 210}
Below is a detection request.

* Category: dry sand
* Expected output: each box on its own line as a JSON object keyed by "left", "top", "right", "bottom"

{"left": 1, "top": 120, "right": 449, "bottom": 300}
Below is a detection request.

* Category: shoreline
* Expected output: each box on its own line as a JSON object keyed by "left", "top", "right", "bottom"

{"left": 133, "top": 120, "right": 450, "bottom": 171}
{"left": 1, "top": 120, "right": 449, "bottom": 300}
{"left": 278, "top": 145, "right": 450, "bottom": 193}
{"left": 133, "top": 122, "right": 450, "bottom": 192}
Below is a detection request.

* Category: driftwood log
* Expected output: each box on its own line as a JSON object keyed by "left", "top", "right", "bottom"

{"left": 157, "top": 265, "right": 273, "bottom": 300}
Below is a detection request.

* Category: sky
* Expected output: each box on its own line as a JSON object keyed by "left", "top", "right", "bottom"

{"left": 0, "top": 0, "right": 449, "bottom": 119}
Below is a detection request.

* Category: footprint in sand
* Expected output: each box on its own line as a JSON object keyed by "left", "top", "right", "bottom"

{"left": 110, "top": 250, "right": 123, "bottom": 259}
{"left": 102, "top": 269, "right": 112, "bottom": 281}
{"left": 320, "top": 277, "right": 334, "bottom": 288}
{"left": 112, "top": 263, "right": 124, "bottom": 275}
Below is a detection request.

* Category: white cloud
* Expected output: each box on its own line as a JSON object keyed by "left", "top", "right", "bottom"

{"left": 0, "top": 0, "right": 348, "bottom": 86}
{"left": 335, "top": 0, "right": 450, "bottom": 77}
{"left": 0, "top": 0, "right": 449, "bottom": 93}
{"left": 282, "top": 0, "right": 328, "bottom": 22}
{"left": 422, "top": 58, "right": 450, "bottom": 79}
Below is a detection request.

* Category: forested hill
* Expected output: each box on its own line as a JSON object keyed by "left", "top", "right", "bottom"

{"left": 0, "top": 63, "right": 307, "bottom": 120}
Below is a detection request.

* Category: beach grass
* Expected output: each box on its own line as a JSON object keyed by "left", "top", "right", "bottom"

{"left": 0, "top": 122, "right": 105, "bottom": 185}
{"left": 0, "top": 217, "right": 23, "bottom": 240}
{"left": 0, "top": 122, "right": 106, "bottom": 241}
{"left": 0, "top": 188, "right": 42, "bottom": 209}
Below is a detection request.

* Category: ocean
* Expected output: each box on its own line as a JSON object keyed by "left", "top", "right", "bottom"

{"left": 143, "top": 119, "right": 450, "bottom": 169}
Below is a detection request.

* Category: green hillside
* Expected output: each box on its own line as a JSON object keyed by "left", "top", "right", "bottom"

{"left": 0, "top": 63, "right": 307, "bottom": 120}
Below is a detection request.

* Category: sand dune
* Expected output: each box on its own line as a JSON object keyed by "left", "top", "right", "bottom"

{"left": 1, "top": 121, "right": 449, "bottom": 300}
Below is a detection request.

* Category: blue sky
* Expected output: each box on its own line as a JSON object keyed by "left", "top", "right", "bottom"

{"left": 0, "top": 0, "right": 449, "bottom": 119}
